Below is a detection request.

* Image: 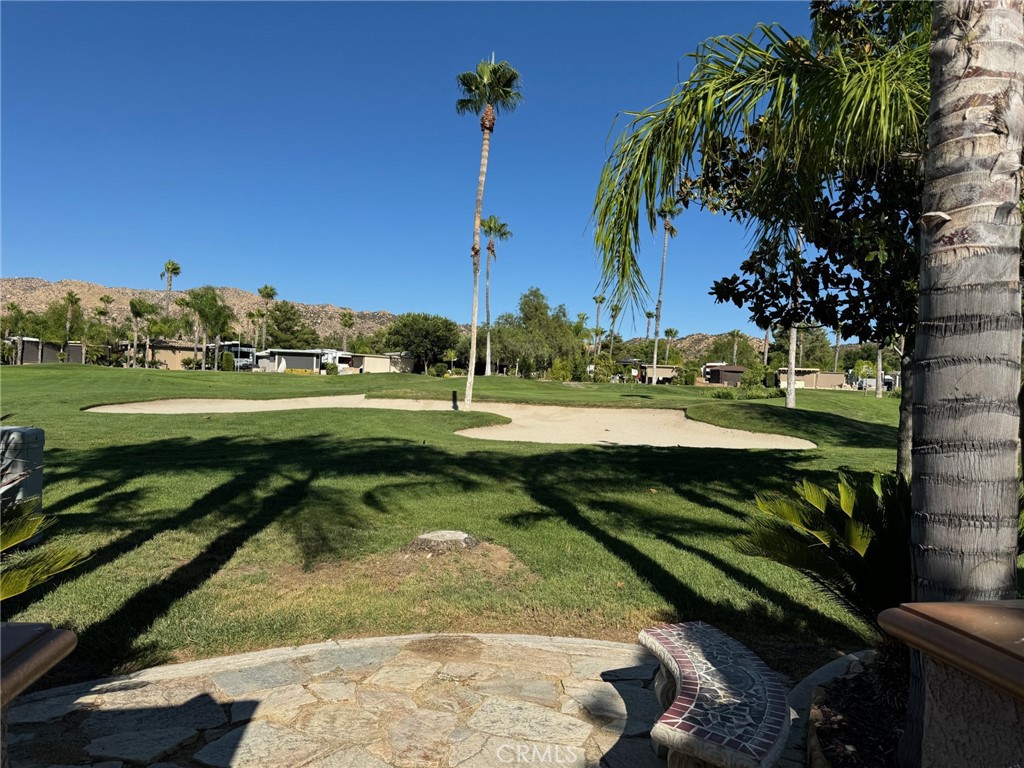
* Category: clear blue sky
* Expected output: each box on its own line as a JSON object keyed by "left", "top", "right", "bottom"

{"left": 2, "top": 1, "right": 813, "bottom": 338}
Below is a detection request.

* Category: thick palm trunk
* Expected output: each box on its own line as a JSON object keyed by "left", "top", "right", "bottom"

{"left": 875, "top": 344, "right": 884, "bottom": 398}
{"left": 732, "top": 335, "right": 738, "bottom": 365}
{"left": 902, "top": 4, "right": 1024, "bottom": 764}
{"left": 897, "top": 332, "right": 914, "bottom": 481}
{"left": 465, "top": 116, "right": 493, "bottom": 410}
{"left": 785, "top": 326, "right": 797, "bottom": 408}
{"left": 485, "top": 248, "right": 493, "bottom": 376}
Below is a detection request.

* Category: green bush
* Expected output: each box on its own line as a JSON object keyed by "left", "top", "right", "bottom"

{"left": 741, "top": 364, "right": 767, "bottom": 388}
{"left": 325, "top": 362, "right": 339, "bottom": 376}
{"left": 451, "top": 367, "right": 466, "bottom": 376}
{"left": 710, "top": 386, "right": 784, "bottom": 400}
{"left": 429, "top": 363, "right": 449, "bottom": 377}
{"left": 548, "top": 357, "right": 573, "bottom": 382}
{"left": 736, "top": 472, "right": 911, "bottom": 630}
{"left": 220, "top": 351, "right": 235, "bottom": 371}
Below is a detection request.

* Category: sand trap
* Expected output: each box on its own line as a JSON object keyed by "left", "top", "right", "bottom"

{"left": 87, "top": 395, "right": 815, "bottom": 450}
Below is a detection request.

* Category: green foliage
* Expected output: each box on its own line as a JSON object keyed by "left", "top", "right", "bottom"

{"left": 325, "top": 362, "right": 339, "bottom": 376}
{"left": 385, "top": 313, "right": 460, "bottom": 374}
{"left": 429, "top": 363, "right": 449, "bottom": 378}
{"left": 737, "top": 472, "right": 911, "bottom": 628}
{"left": 710, "top": 386, "right": 784, "bottom": 400}
{"left": 267, "top": 301, "right": 318, "bottom": 349}
{"left": 181, "top": 357, "right": 200, "bottom": 371}
{"left": 220, "top": 351, "right": 235, "bottom": 371}
{"left": 741, "top": 364, "right": 768, "bottom": 388}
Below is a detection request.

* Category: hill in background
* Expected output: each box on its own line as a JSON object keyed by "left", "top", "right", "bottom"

{"left": 1, "top": 277, "right": 768, "bottom": 357}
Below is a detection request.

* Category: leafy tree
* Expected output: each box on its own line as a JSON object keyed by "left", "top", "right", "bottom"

{"left": 384, "top": 313, "right": 460, "bottom": 373}
{"left": 266, "top": 301, "right": 317, "bottom": 350}
{"left": 701, "top": 333, "right": 760, "bottom": 368}
{"left": 456, "top": 56, "right": 523, "bottom": 409}
{"left": 160, "top": 260, "right": 181, "bottom": 315}
{"left": 481, "top": 214, "right": 512, "bottom": 376}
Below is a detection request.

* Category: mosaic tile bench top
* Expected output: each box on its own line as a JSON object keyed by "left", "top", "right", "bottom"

{"left": 638, "top": 622, "right": 790, "bottom": 768}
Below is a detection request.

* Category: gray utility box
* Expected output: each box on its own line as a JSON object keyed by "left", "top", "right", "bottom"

{"left": 1, "top": 426, "right": 45, "bottom": 502}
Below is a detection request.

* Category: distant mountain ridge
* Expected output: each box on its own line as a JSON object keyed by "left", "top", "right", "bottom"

{"left": 1, "top": 277, "right": 767, "bottom": 356}
{"left": 0, "top": 277, "right": 397, "bottom": 340}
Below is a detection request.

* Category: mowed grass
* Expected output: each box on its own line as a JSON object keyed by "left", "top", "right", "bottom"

{"left": 2, "top": 366, "right": 900, "bottom": 686}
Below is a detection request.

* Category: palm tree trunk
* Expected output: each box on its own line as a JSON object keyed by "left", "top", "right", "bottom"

{"left": 165, "top": 276, "right": 172, "bottom": 315}
{"left": 785, "top": 326, "right": 797, "bottom": 409}
{"left": 902, "top": 4, "right": 1024, "bottom": 763}
{"left": 465, "top": 121, "right": 493, "bottom": 410}
{"left": 192, "top": 324, "right": 199, "bottom": 366}
{"left": 485, "top": 249, "right": 492, "bottom": 376}
{"left": 651, "top": 221, "right": 670, "bottom": 385}
{"left": 594, "top": 304, "right": 602, "bottom": 358}
{"left": 732, "top": 335, "right": 738, "bottom": 365}
{"left": 875, "top": 344, "right": 884, "bottom": 399}
{"left": 833, "top": 328, "right": 841, "bottom": 372}
{"left": 132, "top": 324, "right": 139, "bottom": 368}
{"left": 762, "top": 327, "right": 769, "bottom": 366}
{"left": 202, "top": 331, "right": 208, "bottom": 371}
{"left": 144, "top": 335, "right": 151, "bottom": 368}
{"left": 897, "top": 332, "right": 914, "bottom": 481}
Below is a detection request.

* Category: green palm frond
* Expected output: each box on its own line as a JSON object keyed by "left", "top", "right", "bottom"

{"left": 1, "top": 545, "right": 89, "bottom": 601}
{"left": 742, "top": 472, "right": 911, "bottom": 628}
{"left": 1, "top": 496, "right": 50, "bottom": 551}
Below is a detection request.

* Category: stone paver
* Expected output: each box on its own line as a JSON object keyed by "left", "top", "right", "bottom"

{"left": 6, "top": 633, "right": 665, "bottom": 768}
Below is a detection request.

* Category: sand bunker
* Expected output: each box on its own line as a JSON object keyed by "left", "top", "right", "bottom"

{"left": 87, "top": 395, "right": 815, "bottom": 450}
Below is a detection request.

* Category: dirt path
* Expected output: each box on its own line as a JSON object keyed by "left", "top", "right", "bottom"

{"left": 87, "top": 395, "right": 816, "bottom": 450}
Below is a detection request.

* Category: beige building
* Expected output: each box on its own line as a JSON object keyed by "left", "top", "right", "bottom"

{"left": 775, "top": 368, "right": 846, "bottom": 390}
{"left": 348, "top": 352, "right": 414, "bottom": 374}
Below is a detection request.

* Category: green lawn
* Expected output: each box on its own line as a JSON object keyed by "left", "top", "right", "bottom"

{"left": 2, "top": 366, "right": 900, "bottom": 686}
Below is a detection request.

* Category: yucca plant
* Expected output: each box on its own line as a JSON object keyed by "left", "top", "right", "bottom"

{"left": 1, "top": 470, "right": 87, "bottom": 602}
{"left": 736, "top": 472, "right": 911, "bottom": 630}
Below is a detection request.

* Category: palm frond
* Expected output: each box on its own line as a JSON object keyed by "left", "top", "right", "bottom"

{"left": 1, "top": 545, "right": 89, "bottom": 601}
{"left": 1, "top": 496, "right": 49, "bottom": 551}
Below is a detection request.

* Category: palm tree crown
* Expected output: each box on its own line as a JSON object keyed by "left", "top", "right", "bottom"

{"left": 455, "top": 59, "right": 525, "bottom": 129}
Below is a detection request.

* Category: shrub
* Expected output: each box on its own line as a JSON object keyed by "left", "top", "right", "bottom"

{"left": 741, "top": 364, "right": 767, "bottom": 388}
{"left": 548, "top": 357, "right": 573, "bottom": 382}
{"left": 429, "top": 363, "right": 448, "bottom": 377}
{"left": 325, "top": 362, "right": 339, "bottom": 376}
{"left": 220, "top": 351, "right": 235, "bottom": 371}
{"left": 451, "top": 367, "right": 466, "bottom": 376}
{"left": 1, "top": 467, "right": 88, "bottom": 601}
{"left": 285, "top": 368, "right": 316, "bottom": 375}
{"left": 736, "top": 472, "right": 911, "bottom": 630}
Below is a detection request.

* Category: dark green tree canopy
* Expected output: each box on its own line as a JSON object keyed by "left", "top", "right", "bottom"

{"left": 267, "top": 301, "right": 318, "bottom": 349}
{"left": 384, "top": 313, "right": 460, "bottom": 373}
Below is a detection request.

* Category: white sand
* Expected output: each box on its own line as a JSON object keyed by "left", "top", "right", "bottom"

{"left": 87, "top": 395, "right": 815, "bottom": 450}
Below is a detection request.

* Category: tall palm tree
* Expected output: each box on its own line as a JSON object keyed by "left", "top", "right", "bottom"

{"left": 456, "top": 57, "right": 524, "bottom": 410}
{"left": 480, "top": 215, "right": 512, "bottom": 375}
{"left": 160, "top": 260, "right": 181, "bottom": 315}
{"left": 608, "top": 302, "right": 622, "bottom": 359}
{"left": 97, "top": 295, "right": 114, "bottom": 324}
{"left": 258, "top": 285, "right": 277, "bottom": 349}
{"left": 650, "top": 199, "right": 681, "bottom": 384}
{"left": 592, "top": 295, "right": 605, "bottom": 358}
{"left": 900, "top": 4, "right": 1024, "bottom": 763}
{"left": 128, "top": 298, "right": 158, "bottom": 368}
{"left": 728, "top": 329, "right": 743, "bottom": 365}
{"left": 340, "top": 311, "right": 355, "bottom": 351}
{"left": 644, "top": 310, "right": 655, "bottom": 340}
{"left": 62, "top": 291, "right": 80, "bottom": 362}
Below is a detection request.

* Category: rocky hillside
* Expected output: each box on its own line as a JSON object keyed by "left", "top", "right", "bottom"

{"left": 0, "top": 278, "right": 396, "bottom": 340}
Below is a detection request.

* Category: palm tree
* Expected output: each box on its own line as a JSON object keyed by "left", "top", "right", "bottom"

{"left": 728, "top": 329, "right": 743, "bottom": 365}
{"left": 128, "top": 298, "right": 158, "bottom": 368}
{"left": 607, "top": 303, "right": 622, "bottom": 359}
{"left": 592, "top": 295, "right": 605, "bottom": 358}
{"left": 97, "top": 295, "right": 114, "bottom": 324}
{"left": 480, "top": 215, "right": 512, "bottom": 376}
{"left": 649, "top": 199, "right": 681, "bottom": 384}
{"left": 160, "top": 260, "right": 181, "bottom": 315}
{"left": 245, "top": 311, "right": 258, "bottom": 347}
{"left": 62, "top": 291, "right": 80, "bottom": 362}
{"left": 644, "top": 310, "right": 655, "bottom": 340}
{"left": 455, "top": 56, "right": 524, "bottom": 410}
{"left": 340, "top": 311, "right": 355, "bottom": 351}
{"left": 258, "top": 285, "right": 277, "bottom": 349}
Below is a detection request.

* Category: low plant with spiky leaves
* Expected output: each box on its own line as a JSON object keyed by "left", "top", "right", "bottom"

{"left": 736, "top": 472, "right": 911, "bottom": 630}
{"left": 1, "top": 471, "right": 88, "bottom": 602}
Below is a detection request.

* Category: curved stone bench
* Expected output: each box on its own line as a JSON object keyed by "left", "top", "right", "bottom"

{"left": 638, "top": 622, "right": 790, "bottom": 768}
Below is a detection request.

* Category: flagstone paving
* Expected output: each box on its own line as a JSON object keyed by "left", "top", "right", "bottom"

{"left": 6, "top": 634, "right": 666, "bottom": 768}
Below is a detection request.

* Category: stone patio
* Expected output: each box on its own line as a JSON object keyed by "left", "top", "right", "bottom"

{"left": 5, "top": 634, "right": 668, "bottom": 768}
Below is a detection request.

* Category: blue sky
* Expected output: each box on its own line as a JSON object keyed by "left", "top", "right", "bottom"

{"left": 2, "top": 1, "right": 813, "bottom": 338}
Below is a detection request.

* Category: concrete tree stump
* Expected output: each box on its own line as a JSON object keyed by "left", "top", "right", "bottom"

{"left": 407, "top": 531, "right": 479, "bottom": 555}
